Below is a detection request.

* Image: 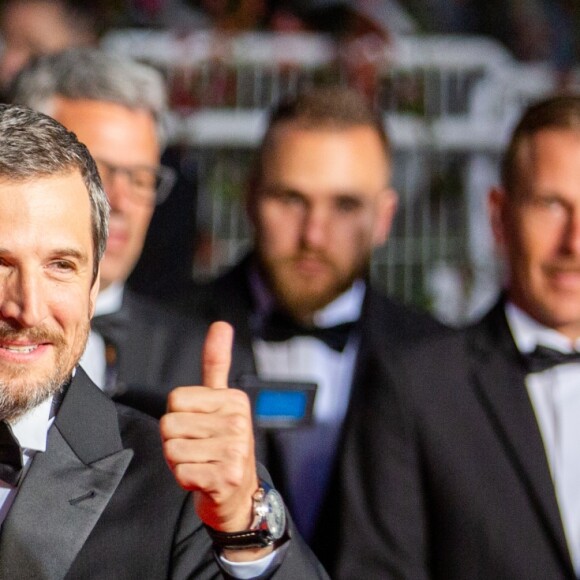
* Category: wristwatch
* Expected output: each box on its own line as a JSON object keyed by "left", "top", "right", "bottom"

{"left": 205, "top": 480, "right": 287, "bottom": 550}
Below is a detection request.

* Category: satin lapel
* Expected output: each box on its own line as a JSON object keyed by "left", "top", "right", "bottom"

{"left": 468, "top": 302, "right": 573, "bottom": 573}
{"left": 0, "top": 370, "right": 133, "bottom": 580}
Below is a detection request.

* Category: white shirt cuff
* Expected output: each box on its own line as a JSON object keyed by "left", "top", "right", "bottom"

{"left": 217, "top": 540, "right": 290, "bottom": 579}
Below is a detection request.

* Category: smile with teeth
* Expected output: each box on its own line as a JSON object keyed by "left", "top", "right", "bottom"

{"left": 1, "top": 344, "right": 39, "bottom": 353}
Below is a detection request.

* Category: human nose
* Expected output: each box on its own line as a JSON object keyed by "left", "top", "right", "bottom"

{"left": 301, "top": 205, "right": 329, "bottom": 249}
{"left": 0, "top": 268, "right": 47, "bottom": 328}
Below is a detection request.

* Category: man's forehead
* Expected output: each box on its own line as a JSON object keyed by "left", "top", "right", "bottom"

{"left": 0, "top": 170, "right": 90, "bottom": 211}
{"left": 50, "top": 97, "right": 160, "bottom": 163}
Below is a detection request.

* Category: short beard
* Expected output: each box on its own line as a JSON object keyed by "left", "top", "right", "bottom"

{"left": 262, "top": 252, "right": 370, "bottom": 321}
{"left": 0, "top": 322, "right": 88, "bottom": 422}
{"left": 0, "top": 372, "right": 66, "bottom": 423}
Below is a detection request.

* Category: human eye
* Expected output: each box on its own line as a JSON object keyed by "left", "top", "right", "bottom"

{"left": 280, "top": 191, "right": 304, "bottom": 206}
{"left": 334, "top": 195, "right": 362, "bottom": 213}
{"left": 530, "top": 195, "right": 566, "bottom": 213}
{"left": 265, "top": 188, "right": 305, "bottom": 208}
{"left": 131, "top": 168, "right": 157, "bottom": 192}
{"left": 49, "top": 259, "right": 76, "bottom": 273}
{"left": 46, "top": 253, "right": 83, "bottom": 279}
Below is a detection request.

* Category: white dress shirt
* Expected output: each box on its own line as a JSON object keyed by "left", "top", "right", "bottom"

{"left": 0, "top": 396, "right": 53, "bottom": 524}
{"left": 506, "top": 302, "right": 580, "bottom": 575}
{"left": 251, "top": 273, "right": 365, "bottom": 539}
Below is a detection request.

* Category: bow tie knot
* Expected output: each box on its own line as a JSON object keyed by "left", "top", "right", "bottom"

{"left": 523, "top": 345, "right": 580, "bottom": 374}
{"left": 257, "top": 310, "right": 355, "bottom": 352}
{"left": 0, "top": 421, "right": 22, "bottom": 486}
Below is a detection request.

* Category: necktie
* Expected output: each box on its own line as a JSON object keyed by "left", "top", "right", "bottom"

{"left": 91, "top": 313, "right": 123, "bottom": 394}
{"left": 257, "top": 310, "right": 355, "bottom": 352}
{"left": 0, "top": 421, "right": 22, "bottom": 486}
{"left": 523, "top": 345, "right": 580, "bottom": 374}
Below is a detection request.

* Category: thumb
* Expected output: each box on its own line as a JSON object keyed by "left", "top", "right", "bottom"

{"left": 202, "top": 321, "right": 233, "bottom": 389}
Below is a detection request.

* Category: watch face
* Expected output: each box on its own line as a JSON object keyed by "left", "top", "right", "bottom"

{"left": 265, "top": 489, "right": 286, "bottom": 540}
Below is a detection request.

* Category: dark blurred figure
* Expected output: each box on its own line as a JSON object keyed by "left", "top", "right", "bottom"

{"left": 127, "top": 144, "right": 199, "bottom": 302}
{"left": 10, "top": 48, "right": 218, "bottom": 416}
{"left": 399, "top": 0, "right": 579, "bottom": 87}
{"left": 0, "top": 0, "right": 107, "bottom": 97}
{"left": 337, "top": 95, "right": 580, "bottom": 579}
{"left": 182, "top": 86, "right": 446, "bottom": 575}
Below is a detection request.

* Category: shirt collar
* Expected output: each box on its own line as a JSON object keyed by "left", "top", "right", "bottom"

{"left": 5, "top": 367, "right": 75, "bottom": 453}
{"left": 94, "top": 282, "right": 124, "bottom": 317}
{"left": 8, "top": 396, "right": 53, "bottom": 453}
{"left": 505, "top": 301, "right": 580, "bottom": 354}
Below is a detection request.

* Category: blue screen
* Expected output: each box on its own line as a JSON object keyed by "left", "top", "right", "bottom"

{"left": 255, "top": 390, "right": 307, "bottom": 420}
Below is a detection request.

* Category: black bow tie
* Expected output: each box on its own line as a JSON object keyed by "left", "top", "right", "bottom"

{"left": 0, "top": 421, "right": 22, "bottom": 486}
{"left": 523, "top": 345, "right": 580, "bottom": 374}
{"left": 256, "top": 310, "right": 355, "bottom": 352}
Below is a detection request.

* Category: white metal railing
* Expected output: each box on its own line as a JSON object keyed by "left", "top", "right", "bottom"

{"left": 102, "top": 29, "right": 569, "bottom": 323}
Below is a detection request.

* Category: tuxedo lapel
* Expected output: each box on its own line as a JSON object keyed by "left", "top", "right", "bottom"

{"left": 0, "top": 369, "right": 133, "bottom": 580}
{"left": 468, "top": 303, "right": 573, "bottom": 573}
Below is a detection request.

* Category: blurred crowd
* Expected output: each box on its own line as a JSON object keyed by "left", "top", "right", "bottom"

{"left": 0, "top": 3, "right": 579, "bottom": 578}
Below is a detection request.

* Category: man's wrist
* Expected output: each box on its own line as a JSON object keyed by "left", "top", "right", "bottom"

{"left": 205, "top": 479, "right": 288, "bottom": 552}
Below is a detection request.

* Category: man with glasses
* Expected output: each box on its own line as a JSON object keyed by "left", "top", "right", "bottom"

{"left": 9, "top": 47, "right": 234, "bottom": 413}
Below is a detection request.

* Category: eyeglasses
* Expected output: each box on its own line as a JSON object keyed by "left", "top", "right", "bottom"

{"left": 94, "top": 158, "right": 177, "bottom": 206}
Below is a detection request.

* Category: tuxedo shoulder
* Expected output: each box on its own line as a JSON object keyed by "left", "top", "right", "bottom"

{"left": 124, "top": 288, "right": 210, "bottom": 332}
{"left": 112, "top": 402, "right": 191, "bottom": 494}
{"left": 113, "top": 401, "right": 168, "bottom": 456}
{"left": 365, "top": 287, "right": 449, "bottom": 339}
{"left": 381, "top": 327, "right": 470, "bottom": 399}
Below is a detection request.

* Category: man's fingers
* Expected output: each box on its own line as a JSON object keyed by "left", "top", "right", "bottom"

{"left": 203, "top": 321, "right": 234, "bottom": 389}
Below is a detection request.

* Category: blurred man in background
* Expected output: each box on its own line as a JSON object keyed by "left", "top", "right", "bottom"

{"left": 0, "top": 0, "right": 105, "bottom": 95}
{"left": 10, "top": 48, "right": 237, "bottom": 414}
{"left": 186, "top": 86, "right": 445, "bottom": 575}
{"left": 337, "top": 95, "right": 580, "bottom": 579}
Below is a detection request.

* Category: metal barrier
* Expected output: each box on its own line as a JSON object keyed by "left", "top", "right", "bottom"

{"left": 102, "top": 30, "right": 565, "bottom": 323}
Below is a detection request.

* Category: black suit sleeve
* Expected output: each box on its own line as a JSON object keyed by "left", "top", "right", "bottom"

{"left": 169, "top": 466, "right": 330, "bottom": 580}
{"left": 336, "top": 354, "right": 431, "bottom": 580}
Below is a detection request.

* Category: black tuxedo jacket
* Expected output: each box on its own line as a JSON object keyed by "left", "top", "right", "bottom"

{"left": 101, "top": 288, "right": 253, "bottom": 419}
{"left": 186, "top": 254, "right": 446, "bottom": 575}
{"left": 336, "top": 300, "right": 577, "bottom": 579}
{"left": 0, "top": 368, "right": 328, "bottom": 579}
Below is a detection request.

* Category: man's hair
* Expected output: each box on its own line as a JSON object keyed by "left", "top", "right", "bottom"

{"left": 252, "top": 86, "right": 391, "bottom": 186}
{"left": 9, "top": 47, "right": 169, "bottom": 145}
{"left": 501, "top": 95, "right": 580, "bottom": 194}
{"left": 0, "top": 104, "right": 109, "bottom": 281}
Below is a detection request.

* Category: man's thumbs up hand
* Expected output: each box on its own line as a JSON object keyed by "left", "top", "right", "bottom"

{"left": 161, "top": 322, "right": 259, "bottom": 533}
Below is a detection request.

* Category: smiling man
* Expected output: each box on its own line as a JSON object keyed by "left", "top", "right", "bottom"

{"left": 0, "top": 140, "right": 101, "bottom": 423}
{"left": 9, "top": 48, "right": 237, "bottom": 414}
{"left": 185, "top": 86, "right": 445, "bottom": 575}
{"left": 0, "top": 103, "right": 327, "bottom": 579}
{"left": 337, "top": 95, "right": 580, "bottom": 579}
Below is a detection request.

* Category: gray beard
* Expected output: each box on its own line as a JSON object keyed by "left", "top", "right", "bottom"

{"left": 0, "top": 365, "right": 71, "bottom": 423}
